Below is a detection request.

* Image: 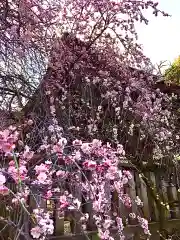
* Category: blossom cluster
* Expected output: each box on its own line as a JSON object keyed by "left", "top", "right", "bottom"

{"left": 0, "top": 118, "right": 150, "bottom": 239}
{"left": 0, "top": 128, "right": 18, "bottom": 155}
{"left": 0, "top": 173, "right": 8, "bottom": 196}
{"left": 31, "top": 209, "right": 54, "bottom": 239}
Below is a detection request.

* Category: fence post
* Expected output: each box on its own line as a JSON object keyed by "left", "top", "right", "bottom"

{"left": 54, "top": 200, "right": 65, "bottom": 236}
{"left": 83, "top": 170, "right": 95, "bottom": 231}
{"left": 167, "top": 177, "right": 179, "bottom": 219}
{"left": 135, "top": 172, "right": 150, "bottom": 221}
{"left": 159, "top": 175, "right": 171, "bottom": 220}
{"left": 146, "top": 172, "right": 159, "bottom": 222}
{"left": 71, "top": 171, "right": 82, "bottom": 234}
{"left": 126, "top": 170, "right": 137, "bottom": 225}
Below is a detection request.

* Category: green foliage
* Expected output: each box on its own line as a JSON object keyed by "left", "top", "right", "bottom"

{"left": 164, "top": 56, "right": 180, "bottom": 85}
{"left": 91, "top": 234, "right": 100, "bottom": 240}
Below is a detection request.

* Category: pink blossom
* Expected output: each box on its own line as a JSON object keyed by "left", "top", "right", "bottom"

{"left": 1, "top": 142, "right": 16, "bottom": 154}
{"left": 92, "top": 139, "right": 102, "bottom": 148}
{"left": 37, "top": 172, "right": 47, "bottom": 183}
{"left": 74, "top": 150, "right": 81, "bottom": 161}
{"left": 35, "top": 164, "right": 48, "bottom": 174}
{"left": 81, "top": 143, "right": 91, "bottom": 154}
{"left": 0, "top": 129, "right": 18, "bottom": 154}
{"left": 58, "top": 138, "right": 67, "bottom": 147}
{"left": 0, "top": 185, "right": 9, "bottom": 196}
{"left": 8, "top": 165, "right": 26, "bottom": 182}
{"left": 73, "top": 198, "right": 81, "bottom": 209}
{"left": 50, "top": 105, "right": 56, "bottom": 114}
{"left": 137, "top": 217, "right": 150, "bottom": 235}
{"left": 122, "top": 176, "right": 128, "bottom": 185}
{"left": 9, "top": 160, "right": 15, "bottom": 167}
{"left": 122, "top": 195, "right": 132, "bottom": 208}
{"left": 0, "top": 129, "right": 10, "bottom": 139}
{"left": 103, "top": 219, "right": 112, "bottom": 229}
{"left": 80, "top": 213, "right": 89, "bottom": 221}
{"left": 83, "top": 160, "right": 96, "bottom": 170}
{"left": 117, "top": 144, "right": 125, "bottom": 155}
{"left": 93, "top": 200, "right": 101, "bottom": 212}
{"left": 40, "top": 218, "right": 54, "bottom": 235}
{"left": 0, "top": 174, "right": 6, "bottom": 185}
{"left": 45, "top": 190, "right": 53, "bottom": 199}
{"left": 8, "top": 166, "right": 16, "bottom": 175}
{"left": 19, "top": 165, "right": 27, "bottom": 174}
{"left": 8, "top": 166, "right": 20, "bottom": 182}
{"left": 135, "top": 196, "right": 143, "bottom": 206}
{"left": 12, "top": 198, "right": 19, "bottom": 205}
{"left": 40, "top": 144, "right": 49, "bottom": 151}
{"left": 31, "top": 226, "right": 42, "bottom": 239}
{"left": 17, "top": 165, "right": 28, "bottom": 180}
{"left": 27, "top": 119, "right": 33, "bottom": 125}
{"left": 48, "top": 125, "right": 54, "bottom": 132}
{"left": 114, "top": 181, "right": 123, "bottom": 193}
{"left": 106, "top": 166, "right": 118, "bottom": 180}
{"left": 56, "top": 170, "right": 66, "bottom": 177}
{"left": 52, "top": 144, "right": 62, "bottom": 153}
{"left": 123, "top": 170, "right": 132, "bottom": 180}
{"left": 73, "top": 139, "right": 82, "bottom": 146}
{"left": 22, "top": 146, "right": 34, "bottom": 160}
{"left": 116, "top": 217, "right": 124, "bottom": 231}
{"left": 59, "top": 195, "right": 69, "bottom": 209}
{"left": 45, "top": 160, "right": 52, "bottom": 165}
{"left": 98, "top": 229, "right": 110, "bottom": 239}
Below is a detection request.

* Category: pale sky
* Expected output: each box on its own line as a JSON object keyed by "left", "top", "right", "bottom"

{"left": 136, "top": 0, "right": 180, "bottom": 66}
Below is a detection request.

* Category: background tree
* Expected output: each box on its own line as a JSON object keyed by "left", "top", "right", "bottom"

{"left": 164, "top": 56, "right": 180, "bottom": 85}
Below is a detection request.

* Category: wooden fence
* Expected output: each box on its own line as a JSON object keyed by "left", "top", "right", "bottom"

{"left": 49, "top": 166, "right": 180, "bottom": 240}
{"left": 1, "top": 163, "right": 180, "bottom": 240}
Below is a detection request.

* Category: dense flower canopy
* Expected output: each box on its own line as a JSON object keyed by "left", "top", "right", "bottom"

{"left": 0, "top": 0, "right": 168, "bottom": 109}
{"left": 0, "top": 114, "right": 151, "bottom": 240}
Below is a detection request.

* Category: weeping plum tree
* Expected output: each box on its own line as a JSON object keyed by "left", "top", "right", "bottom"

{"left": 0, "top": 0, "right": 168, "bottom": 110}
{"left": 0, "top": 0, "right": 178, "bottom": 240}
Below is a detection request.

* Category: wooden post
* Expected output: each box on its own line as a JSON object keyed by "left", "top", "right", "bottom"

{"left": 126, "top": 170, "right": 137, "bottom": 225}
{"left": 83, "top": 170, "right": 95, "bottom": 231}
{"left": 135, "top": 172, "right": 150, "bottom": 221}
{"left": 71, "top": 171, "right": 82, "bottom": 234}
{"left": 111, "top": 190, "right": 119, "bottom": 221}
{"left": 121, "top": 173, "right": 130, "bottom": 226}
{"left": 54, "top": 201, "right": 65, "bottom": 236}
{"left": 159, "top": 176, "right": 171, "bottom": 220}
{"left": 29, "top": 190, "right": 47, "bottom": 235}
{"left": 167, "top": 181, "right": 179, "bottom": 219}
{"left": 146, "top": 172, "right": 159, "bottom": 222}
